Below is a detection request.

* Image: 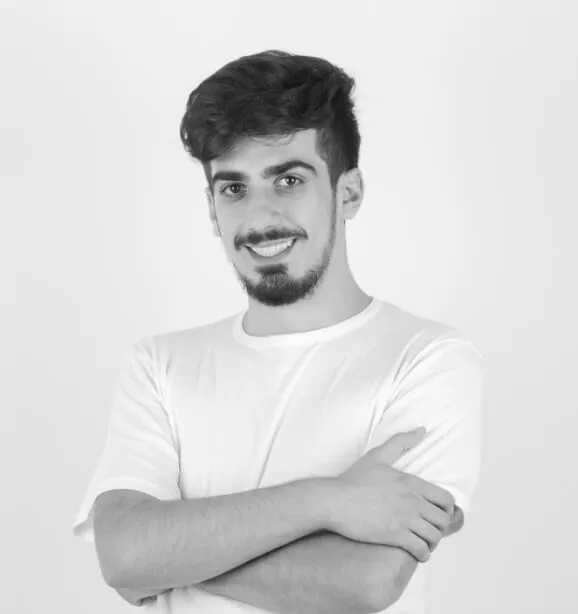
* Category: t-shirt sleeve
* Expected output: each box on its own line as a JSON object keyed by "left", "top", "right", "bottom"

{"left": 72, "top": 337, "right": 181, "bottom": 543}
{"left": 366, "top": 332, "right": 484, "bottom": 520}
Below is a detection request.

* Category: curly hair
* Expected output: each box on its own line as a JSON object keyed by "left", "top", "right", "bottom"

{"left": 179, "top": 49, "right": 361, "bottom": 198}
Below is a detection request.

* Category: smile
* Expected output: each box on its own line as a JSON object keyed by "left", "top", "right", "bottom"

{"left": 246, "top": 238, "right": 298, "bottom": 261}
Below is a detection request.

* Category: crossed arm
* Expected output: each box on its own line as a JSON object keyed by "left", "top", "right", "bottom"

{"left": 115, "top": 507, "right": 464, "bottom": 612}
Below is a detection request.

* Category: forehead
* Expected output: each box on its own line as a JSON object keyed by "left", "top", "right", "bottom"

{"left": 211, "top": 128, "right": 325, "bottom": 180}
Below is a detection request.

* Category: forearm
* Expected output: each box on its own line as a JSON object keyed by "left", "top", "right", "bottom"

{"left": 195, "top": 529, "right": 382, "bottom": 614}
{"left": 117, "top": 529, "right": 383, "bottom": 613}
{"left": 111, "top": 477, "right": 335, "bottom": 590}
{"left": 115, "top": 502, "right": 465, "bottom": 609}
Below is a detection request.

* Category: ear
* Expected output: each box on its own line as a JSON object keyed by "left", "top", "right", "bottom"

{"left": 205, "top": 187, "right": 221, "bottom": 238}
{"left": 340, "top": 168, "right": 364, "bottom": 222}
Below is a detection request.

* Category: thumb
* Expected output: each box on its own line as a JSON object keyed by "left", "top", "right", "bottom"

{"left": 376, "top": 427, "right": 427, "bottom": 465}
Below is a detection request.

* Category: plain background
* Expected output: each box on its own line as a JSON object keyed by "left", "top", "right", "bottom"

{"left": 1, "top": 1, "right": 577, "bottom": 612}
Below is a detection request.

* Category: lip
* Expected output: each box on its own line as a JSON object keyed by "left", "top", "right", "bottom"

{"left": 245, "top": 238, "right": 298, "bottom": 263}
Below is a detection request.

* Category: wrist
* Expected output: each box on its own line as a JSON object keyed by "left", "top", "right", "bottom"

{"left": 309, "top": 476, "right": 347, "bottom": 534}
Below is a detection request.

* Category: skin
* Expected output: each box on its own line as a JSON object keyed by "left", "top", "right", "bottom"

{"left": 112, "top": 127, "right": 467, "bottom": 607}
{"left": 114, "top": 509, "right": 465, "bottom": 607}
{"left": 204, "top": 127, "right": 373, "bottom": 335}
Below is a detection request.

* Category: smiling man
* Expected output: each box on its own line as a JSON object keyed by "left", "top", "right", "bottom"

{"left": 72, "top": 50, "right": 483, "bottom": 613}
{"left": 208, "top": 130, "right": 361, "bottom": 328}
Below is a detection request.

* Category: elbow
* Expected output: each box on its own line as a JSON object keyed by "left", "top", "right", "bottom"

{"left": 367, "top": 582, "right": 403, "bottom": 613}
{"left": 93, "top": 491, "right": 158, "bottom": 589}
{"left": 367, "top": 548, "right": 418, "bottom": 612}
{"left": 94, "top": 524, "right": 134, "bottom": 589}
{"left": 102, "top": 556, "right": 133, "bottom": 590}
{"left": 102, "top": 542, "right": 140, "bottom": 589}
{"left": 96, "top": 539, "right": 132, "bottom": 589}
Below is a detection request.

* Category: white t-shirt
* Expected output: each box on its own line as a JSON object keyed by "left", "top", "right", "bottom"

{"left": 72, "top": 297, "right": 483, "bottom": 613}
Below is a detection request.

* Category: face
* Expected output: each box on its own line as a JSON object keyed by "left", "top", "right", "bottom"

{"left": 205, "top": 129, "right": 360, "bottom": 308}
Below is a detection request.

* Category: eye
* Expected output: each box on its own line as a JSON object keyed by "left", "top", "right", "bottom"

{"left": 219, "top": 175, "right": 303, "bottom": 197}
{"left": 278, "top": 175, "right": 303, "bottom": 188}
{"left": 220, "top": 183, "right": 244, "bottom": 196}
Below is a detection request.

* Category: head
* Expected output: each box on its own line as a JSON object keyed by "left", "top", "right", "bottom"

{"left": 179, "top": 49, "right": 364, "bottom": 308}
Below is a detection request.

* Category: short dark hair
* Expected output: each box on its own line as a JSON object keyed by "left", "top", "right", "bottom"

{"left": 179, "top": 49, "right": 361, "bottom": 197}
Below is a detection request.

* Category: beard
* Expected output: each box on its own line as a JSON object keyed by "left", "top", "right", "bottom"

{"left": 232, "top": 198, "right": 338, "bottom": 308}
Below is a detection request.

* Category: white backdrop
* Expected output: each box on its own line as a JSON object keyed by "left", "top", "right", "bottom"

{"left": 1, "top": 1, "right": 577, "bottom": 612}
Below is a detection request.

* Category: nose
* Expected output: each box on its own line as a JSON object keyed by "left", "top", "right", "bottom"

{"left": 243, "top": 195, "right": 288, "bottom": 236}
{"left": 244, "top": 191, "right": 285, "bottom": 218}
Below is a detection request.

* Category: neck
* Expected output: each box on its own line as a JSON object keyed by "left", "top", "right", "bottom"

{"left": 243, "top": 273, "right": 371, "bottom": 337}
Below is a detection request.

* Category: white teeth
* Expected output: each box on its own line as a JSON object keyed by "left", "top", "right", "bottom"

{"left": 250, "top": 239, "right": 295, "bottom": 257}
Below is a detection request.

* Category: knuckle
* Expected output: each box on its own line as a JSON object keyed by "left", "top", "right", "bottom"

{"left": 400, "top": 486, "right": 414, "bottom": 500}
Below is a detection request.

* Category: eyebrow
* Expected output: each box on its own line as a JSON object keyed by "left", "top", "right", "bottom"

{"left": 211, "top": 159, "right": 318, "bottom": 186}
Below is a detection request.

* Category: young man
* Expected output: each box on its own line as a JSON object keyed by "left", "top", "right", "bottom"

{"left": 72, "top": 50, "right": 483, "bottom": 613}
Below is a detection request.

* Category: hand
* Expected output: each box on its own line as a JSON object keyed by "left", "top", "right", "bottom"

{"left": 330, "top": 428, "right": 455, "bottom": 562}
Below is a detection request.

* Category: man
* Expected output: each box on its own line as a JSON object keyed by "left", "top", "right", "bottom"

{"left": 72, "top": 49, "right": 483, "bottom": 613}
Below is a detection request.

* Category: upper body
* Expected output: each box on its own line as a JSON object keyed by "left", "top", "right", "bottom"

{"left": 73, "top": 49, "right": 484, "bottom": 612}
{"left": 72, "top": 296, "right": 483, "bottom": 613}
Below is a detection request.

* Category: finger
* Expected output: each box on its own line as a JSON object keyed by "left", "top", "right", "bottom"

{"left": 440, "top": 506, "right": 464, "bottom": 537}
{"left": 376, "top": 440, "right": 405, "bottom": 464}
{"left": 410, "top": 517, "right": 443, "bottom": 551}
{"left": 398, "top": 530, "right": 431, "bottom": 563}
{"left": 410, "top": 476, "right": 455, "bottom": 514}
{"left": 379, "top": 428, "right": 426, "bottom": 450}
{"left": 394, "top": 426, "right": 426, "bottom": 446}
{"left": 419, "top": 500, "right": 453, "bottom": 533}
{"left": 377, "top": 428, "right": 426, "bottom": 464}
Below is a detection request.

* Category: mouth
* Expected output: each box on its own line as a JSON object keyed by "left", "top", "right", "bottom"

{"left": 245, "top": 238, "right": 298, "bottom": 262}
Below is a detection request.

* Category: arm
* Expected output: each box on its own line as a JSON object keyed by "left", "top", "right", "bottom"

{"left": 88, "top": 340, "right": 390, "bottom": 611}
{"left": 115, "top": 530, "right": 391, "bottom": 613}
{"left": 103, "top": 477, "right": 336, "bottom": 590}
{"left": 197, "top": 504, "right": 464, "bottom": 608}
{"left": 114, "top": 500, "right": 465, "bottom": 611}
{"left": 195, "top": 529, "right": 386, "bottom": 614}
{"left": 103, "top": 337, "right": 477, "bottom": 610}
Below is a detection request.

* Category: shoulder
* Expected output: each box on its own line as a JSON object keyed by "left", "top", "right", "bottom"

{"left": 134, "top": 312, "right": 240, "bottom": 367}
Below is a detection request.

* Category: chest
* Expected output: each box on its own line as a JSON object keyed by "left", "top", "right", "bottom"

{"left": 166, "top": 347, "right": 391, "bottom": 498}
